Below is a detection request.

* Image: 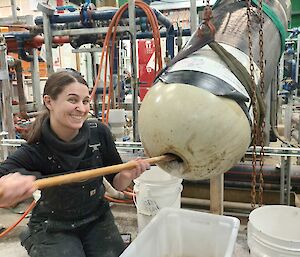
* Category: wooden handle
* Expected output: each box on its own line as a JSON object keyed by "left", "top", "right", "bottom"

{"left": 0, "top": 155, "right": 174, "bottom": 197}
{"left": 0, "top": 155, "right": 175, "bottom": 201}
{"left": 35, "top": 154, "right": 174, "bottom": 189}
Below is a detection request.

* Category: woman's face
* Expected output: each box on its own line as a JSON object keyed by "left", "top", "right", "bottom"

{"left": 44, "top": 82, "right": 90, "bottom": 141}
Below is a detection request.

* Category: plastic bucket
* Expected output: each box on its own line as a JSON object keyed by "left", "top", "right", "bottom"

{"left": 247, "top": 205, "right": 300, "bottom": 257}
{"left": 133, "top": 166, "right": 183, "bottom": 232}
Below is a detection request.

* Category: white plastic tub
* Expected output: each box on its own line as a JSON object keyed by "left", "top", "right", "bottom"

{"left": 248, "top": 205, "right": 300, "bottom": 257}
{"left": 120, "top": 207, "right": 240, "bottom": 257}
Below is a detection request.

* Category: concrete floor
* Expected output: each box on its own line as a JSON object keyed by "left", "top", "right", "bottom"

{"left": 0, "top": 199, "right": 250, "bottom": 257}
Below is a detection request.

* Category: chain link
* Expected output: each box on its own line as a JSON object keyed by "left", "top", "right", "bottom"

{"left": 257, "top": 0, "right": 265, "bottom": 207}
{"left": 245, "top": 0, "right": 265, "bottom": 208}
{"left": 204, "top": 0, "right": 265, "bottom": 206}
{"left": 245, "top": 0, "right": 259, "bottom": 208}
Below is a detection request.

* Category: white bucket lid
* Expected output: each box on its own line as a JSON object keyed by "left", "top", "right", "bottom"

{"left": 134, "top": 166, "right": 182, "bottom": 186}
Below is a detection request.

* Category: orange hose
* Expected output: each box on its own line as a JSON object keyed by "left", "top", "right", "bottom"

{"left": 90, "top": 4, "right": 128, "bottom": 101}
{"left": 106, "top": 1, "right": 163, "bottom": 123}
{"left": 126, "top": 187, "right": 133, "bottom": 192}
{"left": 0, "top": 190, "right": 133, "bottom": 239}
{"left": 122, "top": 190, "right": 135, "bottom": 198}
{"left": 0, "top": 200, "right": 36, "bottom": 238}
{"left": 90, "top": 1, "right": 163, "bottom": 124}
{"left": 105, "top": 195, "right": 133, "bottom": 204}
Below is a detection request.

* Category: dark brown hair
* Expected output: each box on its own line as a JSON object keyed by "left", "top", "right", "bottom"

{"left": 26, "top": 70, "right": 88, "bottom": 144}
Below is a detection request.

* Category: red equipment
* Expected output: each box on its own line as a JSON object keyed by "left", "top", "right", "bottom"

{"left": 138, "top": 39, "right": 156, "bottom": 100}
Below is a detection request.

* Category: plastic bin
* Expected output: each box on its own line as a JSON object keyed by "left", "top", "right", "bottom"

{"left": 120, "top": 207, "right": 240, "bottom": 257}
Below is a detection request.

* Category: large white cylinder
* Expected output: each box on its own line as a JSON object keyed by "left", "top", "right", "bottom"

{"left": 138, "top": 0, "right": 290, "bottom": 180}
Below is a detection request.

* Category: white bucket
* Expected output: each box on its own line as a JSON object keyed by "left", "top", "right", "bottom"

{"left": 247, "top": 205, "right": 300, "bottom": 257}
{"left": 133, "top": 166, "right": 183, "bottom": 232}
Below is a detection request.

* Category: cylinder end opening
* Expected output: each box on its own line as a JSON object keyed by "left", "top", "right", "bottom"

{"left": 160, "top": 152, "right": 187, "bottom": 177}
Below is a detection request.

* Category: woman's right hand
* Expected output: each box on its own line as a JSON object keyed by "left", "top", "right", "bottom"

{"left": 0, "top": 172, "right": 37, "bottom": 208}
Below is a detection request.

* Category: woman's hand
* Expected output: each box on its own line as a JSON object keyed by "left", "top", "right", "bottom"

{"left": 0, "top": 173, "right": 37, "bottom": 208}
{"left": 121, "top": 158, "right": 151, "bottom": 181}
{"left": 113, "top": 159, "right": 151, "bottom": 191}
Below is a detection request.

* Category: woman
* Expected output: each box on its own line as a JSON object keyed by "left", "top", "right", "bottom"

{"left": 0, "top": 70, "right": 150, "bottom": 257}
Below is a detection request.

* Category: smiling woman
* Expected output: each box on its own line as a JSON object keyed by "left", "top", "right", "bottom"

{"left": 26, "top": 69, "right": 90, "bottom": 144}
{"left": 44, "top": 84, "right": 90, "bottom": 141}
{"left": 0, "top": 69, "right": 150, "bottom": 257}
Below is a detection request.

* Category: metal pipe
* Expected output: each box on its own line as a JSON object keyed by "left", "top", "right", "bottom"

{"left": 10, "top": 0, "right": 17, "bottom": 22}
{"left": 31, "top": 49, "right": 42, "bottom": 110}
{"left": 0, "top": 34, "right": 15, "bottom": 148}
{"left": 128, "top": 0, "right": 139, "bottom": 142}
{"left": 280, "top": 156, "right": 292, "bottom": 205}
{"left": 34, "top": 8, "right": 173, "bottom": 30}
{"left": 14, "top": 59, "right": 28, "bottom": 119}
{"left": 42, "top": 13, "right": 54, "bottom": 75}
{"left": 181, "top": 197, "right": 254, "bottom": 211}
{"left": 4, "top": 33, "right": 69, "bottom": 52}
{"left": 190, "top": 0, "right": 197, "bottom": 34}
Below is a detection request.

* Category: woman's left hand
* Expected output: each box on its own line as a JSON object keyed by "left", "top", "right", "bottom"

{"left": 121, "top": 158, "right": 151, "bottom": 181}
{"left": 113, "top": 159, "right": 151, "bottom": 191}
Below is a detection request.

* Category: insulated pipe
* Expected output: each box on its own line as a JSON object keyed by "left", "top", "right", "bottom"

{"left": 138, "top": 0, "right": 291, "bottom": 180}
{"left": 34, "top": 8, "right": 173, "bottom": 30}
{"left": 5, "top": 34, "right": 70, "bottom": 52}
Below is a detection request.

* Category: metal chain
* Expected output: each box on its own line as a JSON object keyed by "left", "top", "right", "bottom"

{"left": 205, "top": 0, "right": 264, "bottom": 206}
{"left": 257, "top": 0, "right": 265, "bottom": 207}
{"left": 245, "top": 0, "right": 259, "bottom": 208}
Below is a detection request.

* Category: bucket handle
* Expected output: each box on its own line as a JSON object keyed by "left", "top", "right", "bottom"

{"left": 133, "top": 185, "right": 183, "bottom": 216}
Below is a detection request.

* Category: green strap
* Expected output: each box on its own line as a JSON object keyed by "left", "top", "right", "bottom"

{"left": 251, "top": 0, "right": 287, "bottom": 55}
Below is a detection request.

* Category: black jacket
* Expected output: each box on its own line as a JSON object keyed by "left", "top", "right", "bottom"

{"left": 0, "top": 119, "right": 122, "bottom": 223}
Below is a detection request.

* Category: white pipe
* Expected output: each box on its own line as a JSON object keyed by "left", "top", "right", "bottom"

{"left": 10, "top": 0, "right": 17, "bottom": 22}
{"left": 181, "top": 197, "right": 254, "bottom": 211}
{"left": 190, "top": 0, "right": 198, "bottom": 34}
